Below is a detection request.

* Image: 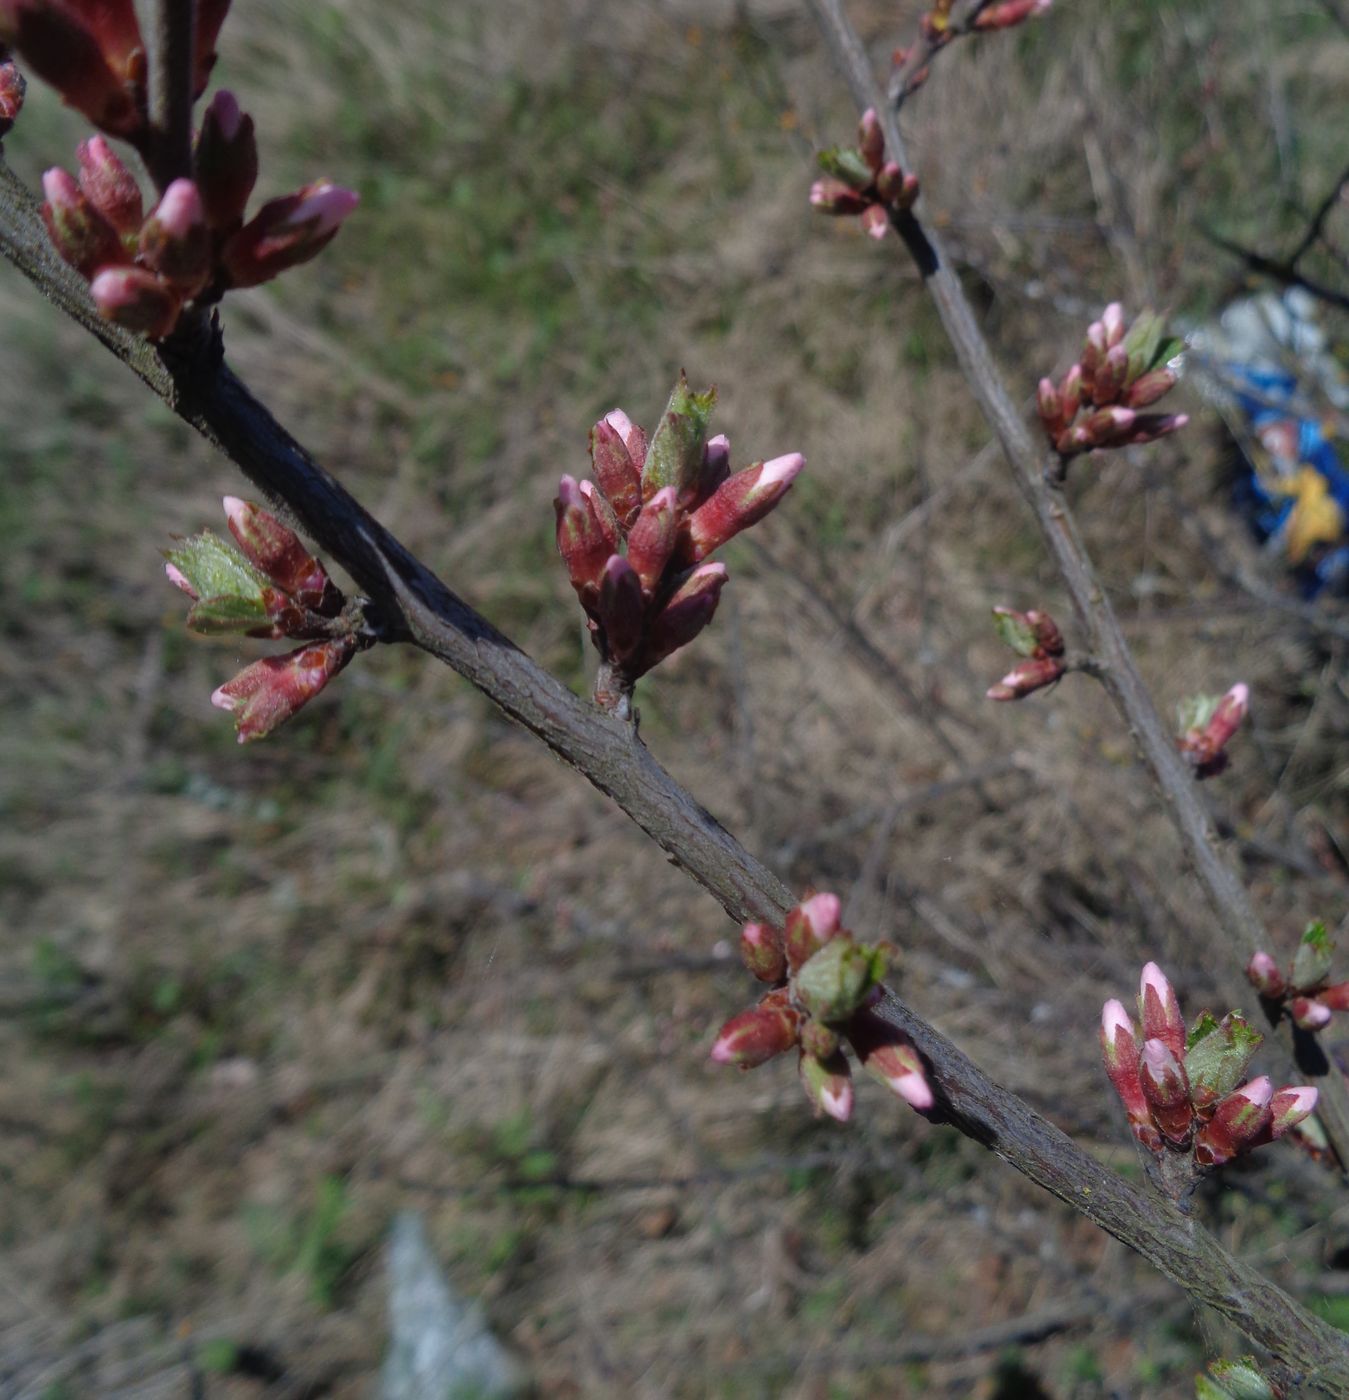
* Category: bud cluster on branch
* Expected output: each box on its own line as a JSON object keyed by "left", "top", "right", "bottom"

{"left": 1247, "top": 920, "right": 1349, "bottom": 1035}
{"left": 165, "top": 498, "right": 370, "bottom": 743}
{"left": 810, "top": 107, "right": 919, "bottom": 240}
{"left": 556, "top": 374, "right": 803, "bottom": 709}
{"left": 1, "top": 1, "right": 357, "bottom": 340}
{"left": 710, "top": 893, "right": 933, "bottom": 1123}
{"left": 986, "top": 604, "right": 1065, "bottom": 700}
{"left": 1100, "top": 963, "right": 1316, "bottom": 1196}
{"left": 1038, "top": 304, "right": 1188, "bottom": 459}
{"left": 1176, "top": 683, "right": 1249, "bottom": 779}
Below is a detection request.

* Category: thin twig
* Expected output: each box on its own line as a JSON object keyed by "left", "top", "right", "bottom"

{"left": 802, "top": 0, "right": 1349, "bottom": 1172}
{"left": 1203, "top": 225, "right": 1349, "bottom": 315}
{"left": 3, "top": 154, "right": 1349, "bottom": 1386}
{"left": 145, "top": 0, "right": 195, "bottom": 191}
{"left": 887, "top": 0, "right": 998, "bottom": 113}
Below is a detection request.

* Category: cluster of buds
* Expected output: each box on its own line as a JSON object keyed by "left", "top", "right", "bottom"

{"left": 709, "top": 893, "right": 934, "bottom": 1123}
{"left": 1196, "top": 1359, "right": 1281, "bottom": 1400}
{"left": 810, "top": 108, "right": 919, "bottom": 240}
{"left": 556, "top": 375, "right": 803, "bottom": 711}
{"left": 986, "top": 605, "right": 1065, "bottom": 700}
{"left": 917, "top": 0, "right": 1052, "bottom": 46}
{"left": 0, "top": 0, "right": 228, "bottom": 142}
{"left": 1247, "top": 920, "right": 1349, "bottom": 1033}
{"left": 40, "top": 91, "right": 356, "bottom": 340}
{"left": 1100, "top": 963, "right": 1316, "bottom": 1193}
{"left": 0, "top": 54, "right": 24, "bottom": 137}
{"left": 1038, "top": 304, "right": 1188, "bottom": 458}
{"left": 1175, "top": 683, "right": 1249, "bottom": 779}
{"left": 165, "top": 498, "right": 370, "bottom": 743}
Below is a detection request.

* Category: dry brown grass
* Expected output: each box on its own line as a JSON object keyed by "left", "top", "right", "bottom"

{"left": 1, "top": 0, "right": 1347, "bottom": 1395}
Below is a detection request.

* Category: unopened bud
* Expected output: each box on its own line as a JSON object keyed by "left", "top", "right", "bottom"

{"left": 89, "top": 265, "right": 181, "bottom": 339}
{"left": 1139, "top": 961, "right": 1185, "bottom": 1058}
{"left": 0, "top": 58, "right": 24, "bottom": 135}
{"left": 211, "top": 634, "right": 359, "bottom": 743}
{"left": 42, "top": 166, "right": 125, "bottom": 277}
{"left": 1101, "top": 301, "right": 1126, "bottom": 347}
{"left": 222, "top": 496, "right": 340, "bottom": 614}
{"left": 683, "top": 452, "right": 805, "bottom": 562}
{"left": 194, "top": 89, "right": 258, "bottom": 230}
{"left": 799, "top": 1048, "right": 853, "bottom": 1122}
{"left": 589, "top": 415, "right": 643, "bottom": 525}
{"left": 138, "top": 178, "right": 211, "bottom": 296}
{"left": 1036, "top": 377, "right": 1062, "bottom": 429}
{"left": 597, "top": 554, "right": 644, "bottom": 662}
{"left": 740, "top": 921, "right": 787, "bottom": 983}
{"left": 1082, "top": 404, "right": 1136, "bottom": 445}
{"left": 860, "top": 204, "right": 889, "bottom": 240}
{"left": 75, "top": 135, "right": 141, "bottom": 235}
{"left": 1291, "top": 919, "right": 1334, "bottom": 994}
{"left": 1194, "top": 1077, "right": 1273, "bottom": 1168}
{"left": 626, "top": 487, "right": 679, "bottom": 593}
{"left": 1123, "top": 366, "right": 1176, "bottom": 409}
{"left": 1184, "top": 1011, "right": 1262, "bottom": 1110}
{"left": 784, "top": 892, "right": 842, "bottom": 972}
{"left": 851, "top": 1016, "right": 934, "bottom": 1110}
{"left": 1245, "top": 950, "right": 1286, "bottom": 999}
{"left": 1122, "top": 412, "right": 1188, "bottom": 446}
{"left": 857, "top": 107, "right": 884, "bottom": 172}
{"left": 710, "top": 1001, "right": 801, "bottom": 1068}
{"left": 1138, "top": 1038, "right": 1193, "bottom": 1145}
{"left": 1317, "top": 981, "right": 1349, "bottom": 1011}
{"left": 1291, "top": 996, "right": 1332, "bottom": 1031}
{"left": 986, "top": 655, "right": 1063, "bottom": 700}
{"left": 220, "top": 180, "right": 359, "bottom": 288}
{"left": 793, "top": 936, "right": 887, "bottom": 1023}
{"left": 810, "top": 176, "right": 870, "bottom": 216}
{"left": 638, "top": 562, "right": 727, "bottom": 673}
{"left": 691, "top": 433, "right": 731, "bottom": 509}
{"left": 1269, "top": 1085, "right": 1318, "bottom": 1140}
{"left": 555, "top": 475, "right": 611, "bottom": 600}
{"left": 972, "top": 0, "right": 1052, "bottom": 27}
{"left": 640, "top": 372, "right": 717, "bottom": 504}
{"left": 1100, "top": 999, "right": 1149, "bottom": 1123}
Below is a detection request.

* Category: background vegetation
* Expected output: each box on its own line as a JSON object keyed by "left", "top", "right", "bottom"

{"left": 1, "top": 0, "right": 1347, "bottom": 1394}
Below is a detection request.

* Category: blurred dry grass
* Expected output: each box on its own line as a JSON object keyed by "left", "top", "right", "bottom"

{"left": 1, "top": 0, "right": 1348, "bottom": 1395}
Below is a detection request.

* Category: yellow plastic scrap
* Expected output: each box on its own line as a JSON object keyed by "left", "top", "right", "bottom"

{"left": 1278, "top": 467, "right": 1344, "bottom": 564}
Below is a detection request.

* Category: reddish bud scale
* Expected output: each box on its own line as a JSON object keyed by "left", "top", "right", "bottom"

{"left": 555, "top": 475, "right": 611, "bottom": 600}
{"left": 90, "top": 266, "right": 181, "bottom": 339}
{"left": 42, "top": 166, "right": 125, "bottom": 278}
{"left": 0, "top": 58, "right": 24, "bottom": 135}
{"left": 194, "top": 89, "right": 258, "bottom": 231}
{"left": 1123, "top": 367, "right": 1176, "bottom": 409}
{"left": 857, "top": 107, "right": 884, "bottom": 173}
{"left": 638, "top": 563, "right": 726, "bottom": 674}
{"left": 1037, "top": 377, "right": 1062, "bottom": 430}
{"left": 76, "top": 135, "right": 141, "bottom": 235}
{"left": 1269, "top": 1085, "right": 1318, "bottom": 1139}
{"left": 986, "top": 656, "right": 1063, "bottom": 700}
{"left": 683, "top": 454, "right": 805, "bottom": 563}
{"left": 1100, "top": 1000, "right": 1149, "bottom": 1122}
{"left": 578, "top": 480, "right": 621, "bottom": 553}
{"left": 1139, "top": 962, "right": 1185, "bottom": 1059}
{"left": 220, "top": 180, "right": 359, "bottom": 289}
{"left": 1245, "top": 950, "right": 1286, "bottom": 1000}
{"left": 810, "top": 176, "right": 870, "bottom": 216}
{"left": 626, "top": 487, "right": 678, "bottom": 593}
{"left": 710, "top": 1001, "right": 802, "bottom": 1068}
{"left": 212, "top": 633, "right": 359, "bottom": 744}
{"left": 784, "top": 892, "right": 842, "bottom": 972}
{"left": 1291, "top": 996, "right": 1332, "bottom": 1031}
{"left": 1138, "top": 1038, "right": 1194, "bottom": 1144}
{"left": 740, "top": 922, "right": 787, "bottom": 983}
{"left": 800, "top": 1020, "right": 840, "bottom": 1060}
{"left": 589, "top": 417, "right": 642, "bottom": 525}
{"left": 597, "top": 554, "right": 644, "bottom": 662}
{"left": 799, "top": 1048, "right": 853, "bottom": 1122}
{"left": 139, "top": 178, "right": 212, "bottom": 297}
{"left": 972, "top": 0, "right": 1052, "bottom": 28}
{"left": 1194, "top": 1079, "right": 1273, "bottom": 1168}
{"left": 223, "top": 497, "right": 340, "bottom": 614}
{"left": 1318, "top": 982, "right": 1349, "bottom": 1012}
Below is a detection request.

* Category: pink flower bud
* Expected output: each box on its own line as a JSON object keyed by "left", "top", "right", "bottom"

{"left": 89, "top": 265, "right": 181, "bottom": 339}
{"left": 1101, "top": 302, "right": 1126, "bottom": 347}
{"left": 42, "top": 165, "right": 125, "bottom": 277}
{"left": 164, "top": 562, "right": 197, "bottom": 598}
{"left": 799, "top": 1048, "right": 853, "bottom": 1122}
{"left": 578, "top": 480, "right": 621, "bottom": 552}
{"left": 0, "top": 0, "right": 144, "bottom": 136}
{"left": 1318, "top": 981, "right": 1349, "bottom": 1011}
{"left": 211, "top": 634, "right": 358, "bottom": 743}
{"left": 1180, "top": 682, "right": 1248, "bottom": 777}
{"left": 710, "top": 1001, "right": 801, "bottom": 1068}
{"left": 1091, "top": 343, "right": 1130, "bottom": 405}
{"left": 139, "top": 178, "right": 211, "bottom": 296}
{"left": 604, "top": 408, "right": 647, "bottom": 469}
{"left": 194, "top": 88, "right": 257, "bottom": 231}
{"left": 740, "top": 921, "right": 787, "bottom": 983}
{"left": 1194, "top": 1077, "right": 1273, "bottom": 1168}
{"left": 1123, "top": 412, "right": 1188, "bottom": 446}
{"left": 1139, "top": 962, "right": 1185, "bottom": 1058}
{"left": 222, "top": 496, "right": 340, "bottom": 614}
{"left": 0, "top": 58, "right": 24, "bottom": 135}
{"left": 220, "top": 180, "right": 359, "bottom": 289}
{"left": 1037, "top": 376, "right": 1062, "bottom": 429}
{"left": 1059, "top": 363, "right": 1083, "bottom": 418}
{"left": 785, "top": 892, "right": 843, "bottom": 972}
{"left": 639, "top": 562, "right": 727, "bottom": 673}
{"left": 857, "top": 107, "right": 884, "bottom": 172}
{"left": 985, "top": 656, "right": 1063, "bottom": 700}
{"left": 682, "top": 452, "right": 805, "bottom": 562}
{"left": 76, "top": 135, "right": 141, "bottom": 235}
{"left": 860, "top": 203, "right": 889, "bottom": 240}
{"left": 1082, "top": 405, "right": 1136, "bottom": 445}
{"left": 1139, "top": 1038, "right": 1194, "bottom": 1144}
{"left": 1123, "top": 367, "right": 1176, "bottom": 409}
{"left": 691, "top": 432, "right": 731, "bottom": 508}
{"left": 972, "top": 0, "right": 1052, "bottom": 27}
{"left": 589, "top": 415, "right": 643, "bottom": 525}
{"left": 810, "top": 176, "right": 870, "bottom": 216}
{"left": 1269, "top": 1085, "right": 1318, "bottom": 1140}
{"left": 597, "top": 554, "right": 644, "bottom": 662}
{"left": 1246, "top": 951, "right": 1286, "bottom": 1000}
{"left": 1100, "top": 999, "right": 1149, "bottom": 1122}
{"left": 555, "top": 475, "right": 611, "bottom": 601}
{"left": 1291, "top": 996, "right": 1332, "bottom": 1031}
{"left": 625, "top": 487, "right": 678, "bottom": 593}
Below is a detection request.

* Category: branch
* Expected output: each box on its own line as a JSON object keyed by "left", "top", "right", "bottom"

{"left": 143, "top": 0, "right": 196, "bottom": 191}
{"left": 803, "top": 0, "right": 1349, "bottom": 1171}
{"left": 3, "top": 155, "right": 1349, "bottom": 1387}
{"left": 1202, "top": 225, "right": 1349, "bottom": 314}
